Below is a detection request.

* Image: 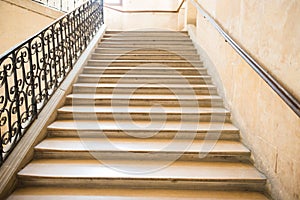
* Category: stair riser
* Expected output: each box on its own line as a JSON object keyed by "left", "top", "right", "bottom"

{"left": 91, "top": 55, "right": 200, "bottom": 60}
{"left": 82, "top": 68, "right": 208, "bottom": 75}
{"left": 102, "top": 37, "right": 191, "bottom": 41}
{"left": 18, "top": 177, "right": 265, "bottom": 192}
{"left": 99, "top": 44, "right": 195, "bottom": 48}
{"left": 104, "top": 32, "right": 188, "bottom": 37}
{"left": 65, "top": 99, "right": 223, "bottom": 107}
{"left": 99, "top": 42, "right": 194, "bottom": 45}
{"left": 94, "top": 49, "right": 198, "bottom": 54}
{"left": 47, "top": 130, "right": 240, "bottom": 140}
{"left": 34, "top": 151, "right": 249, "bottom": 162}
{"left": 56, "top": 112, "right": 231, "bottom": 122}
{"left": 72, "top": 87, "right": 217, "bottom": 95}
{"left": 87, "top": 61, "right": 203, "bottom": 67}
{"left": 77, "top": 77, "right": 212, "bottom": 84}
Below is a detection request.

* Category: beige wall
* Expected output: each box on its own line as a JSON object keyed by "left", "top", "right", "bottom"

{"left": 0, "top": 0, "right": 62, "bottom": 54}
{"left": 187, "top": 0, "right": 300, "bottom": 199}
{"left": 104, "top": 0, "right": 185, "bottom": 30}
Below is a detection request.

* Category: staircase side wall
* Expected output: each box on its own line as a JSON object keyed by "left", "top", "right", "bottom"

{"left": 0, "top": 0, "right": 63, "bottom": 54}
{"left": 187, "top": 1, "right": 300, "bottom": 200}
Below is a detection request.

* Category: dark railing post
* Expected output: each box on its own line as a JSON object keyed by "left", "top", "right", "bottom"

{"left": 0, "top": 128, "right": 3, "bottom": 163}
{"left": 12, "top": 51, "right": 22, "bottom": 142}
{"left": 27, "top": 40, "right": 38, "bottom": 119}
{"left": 41, "top": 31, "right": 49, "bottom": 102}
{"left": 0, "top": 0, "right": 104, "bottom": 166}
{"left": 51, "top": 24, "right": 59, "bottom": 88}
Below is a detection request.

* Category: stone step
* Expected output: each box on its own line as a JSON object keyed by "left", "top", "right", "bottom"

{"left": 34, "top": 138, "right": 249, "bottom": 161}
{"left": 105, "top": 31, "right": 188, "bottom": 36}
{"left": 8, "top": 187, "right": 269, "bottom": 200}
{"left": 94, "top": 48, "right": 198, "bottom": 54}
{"left": 47, "top": 120, "right": 239, "bottom": 140}
{"left": 90, "top": 53, "right": 200, "bottom": 60}
{"left": 99, "top": 44, "right": 195, "bottom": 48}
{"left": 56, "top": 106, "right": 231, "bottom": 122}
{"left": 82, "top": 66, "right": 207, "bottom": 75}
{"left": 102, "top": 36, "right": 191, "bottom": 40}
{"left": 17, "top": 159, "right": 266, "bottom": 191}
{"left": 77, "top": 74, "right": 212, "bottom": 84}
{"left": 99, "top": 41, "right": 194, "bottom": 45}
{"left": 87, "top": 60, "right": 203, "bottom": 67}
{"left": 72, "top": 83, "right": 217, "bottom": 95}
{"left": 65, "top": 94, "right": 224, "bottom": 107}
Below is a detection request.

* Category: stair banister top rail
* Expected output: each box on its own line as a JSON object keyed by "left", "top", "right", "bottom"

{"left": 189, "top": 0, "right": 300, "bottom": 118}
{"left": 0, "top": 0, "right": 104, "bottom": 166}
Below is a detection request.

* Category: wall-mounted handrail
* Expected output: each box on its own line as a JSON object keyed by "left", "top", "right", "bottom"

{"left": 189, "top": 0, "right": 300, "bottom": 117}
{"left": 104, "top": 0, "right": 185, "bottom": 13}
{"left": 0, "top": 0, "right": 104, "bottom": 166}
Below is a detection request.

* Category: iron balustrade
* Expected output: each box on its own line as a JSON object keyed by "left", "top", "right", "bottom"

{"left": 0, "top": 0, "right": 104, "bottom": 166}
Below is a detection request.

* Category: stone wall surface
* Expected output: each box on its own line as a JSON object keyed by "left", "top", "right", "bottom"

{"left": 187, "top": 1, "right": 300, "bottom": 199}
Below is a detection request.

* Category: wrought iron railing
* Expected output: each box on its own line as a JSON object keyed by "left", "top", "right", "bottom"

{"left": 0, "top": 0, "right": 104, "bottom": 166}
{"left": 33, "top": 0, "right": 85, "bottom": 12}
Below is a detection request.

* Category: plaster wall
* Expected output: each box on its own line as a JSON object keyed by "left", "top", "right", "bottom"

{"left": 122, "top": 0, "right": 179, "bottom": 11}
{"left": 104, "top": 0, "right": 184, "bottom": 31}
{"left": 0, "top": 0, "right": 62, "bottom": 54}
{"left": 188, "top": 1, "right": 300, "bottom": 199}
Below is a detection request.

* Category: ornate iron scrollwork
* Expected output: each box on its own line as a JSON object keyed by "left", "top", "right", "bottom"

{"left": 0, "top": 0, "right": 104, "bottom": 166}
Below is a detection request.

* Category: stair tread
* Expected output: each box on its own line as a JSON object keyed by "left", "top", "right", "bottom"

{"left": 91, "top": 53, "right": 197, "bottom": 56}
{"left": 99, "top": 45, "right": 194, "bottom": 47}
{"left": 18, "top": 159, "right": 265, "bottom": 181}
{"left": 100, "top": 41, "right": 193, "bottom": 43}
{"left": 88, "top": 59, "right": 201, "bottom": 62}
{"left": 67, "top": 93, "right": 222, "bottom": 100}
{"left": 95, "top": 48, "right": 197, "bottom": 51}
{"left": 103, "top": 37, "right": 191, "bottom": 40}
{"left": 35, "top": 138, "right": 249, "bottom": 154}
{"left": 73, "top": 83, "right": 215, "bottom": 88}
{"left": 8, "top": 188, "right": 269, "bottom": 200}
{"left": 48, "top": 120, "right": 238, "bottom": 131}
{"left": 83, "top": 66, "right": 205, "bottom": 69}
{"left": 101, "top": 39, "right": 191, "bottom": 41}
{"left": 58, "top": 106, "right": 229, "bottom": 114}
{"left": 79, "top": 74, "right": 210, "bottom": 78}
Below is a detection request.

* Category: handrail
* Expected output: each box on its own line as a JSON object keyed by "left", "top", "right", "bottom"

{"left": 104, "top": 0, "right": 185, "bottom": 13}
{"left": 0, "top": 0, "right": 104, "bottom": 166}
{"left": 189, "top": 0, "right": 300, "bottom": 117}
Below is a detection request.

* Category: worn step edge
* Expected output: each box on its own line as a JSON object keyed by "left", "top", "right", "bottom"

{"left": 65, "top": 94, "right": 223, "bottom": 107}
{"left": 94, "top": 48, "right": 198, "bottom": 54}
{"left": 47, "top": 120, "right": 238, "bottom": 134}
{"left": 18, "top": 160, "right": 266, "bottom": 191}
{"left": 56, "top": 106, "right": 230, "bottom": 122}
{"left": 72, "top": 85, "right": 217, "bottom": 95}
{"left": 102, "top": 37, "right": 191, "bottom": 41}
{"left": 34, "top": 138, "right": 249, "bottom": 161}
{"left": 8, "top": 187, "right": 269, "bottom": 200}
{"left": 72, "top": 83, "right": 215, "bottom": 89}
